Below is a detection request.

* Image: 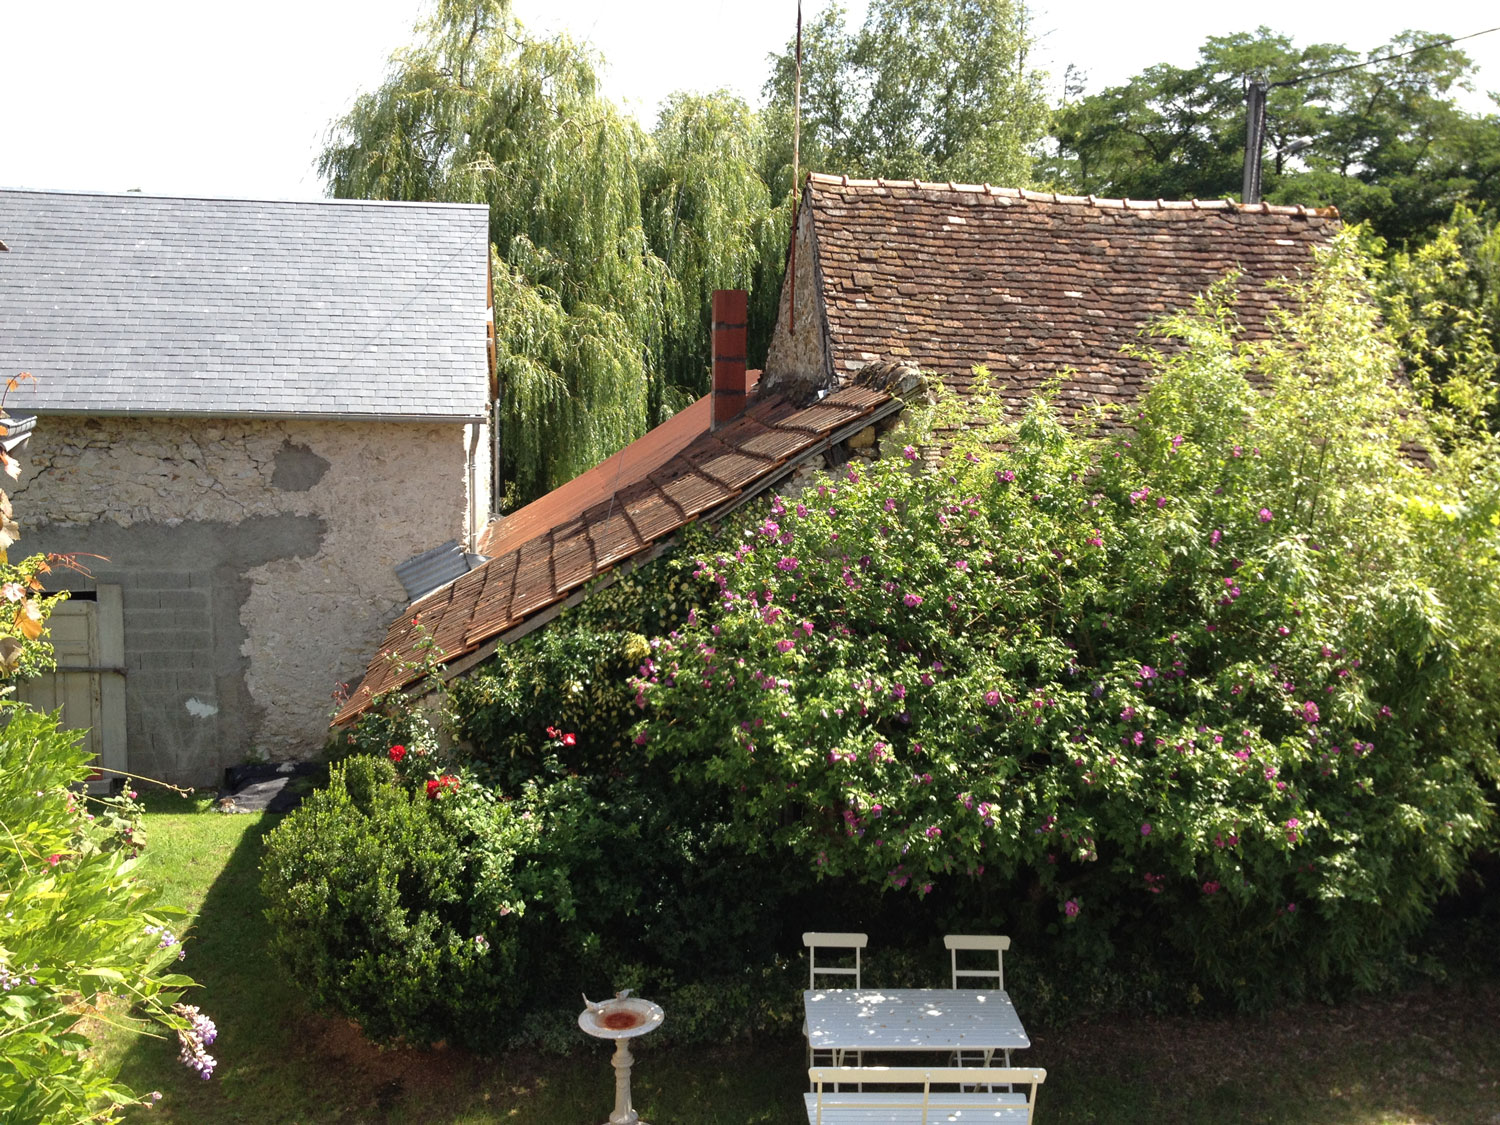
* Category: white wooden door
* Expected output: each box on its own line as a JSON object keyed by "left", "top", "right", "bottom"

{"left": 18, "top": 586, "right": 126, "bottom": 786}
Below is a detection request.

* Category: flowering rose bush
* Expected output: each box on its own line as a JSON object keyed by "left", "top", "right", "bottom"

{"left": 632, "top": 238, "right": 1500, "bottom": 1002}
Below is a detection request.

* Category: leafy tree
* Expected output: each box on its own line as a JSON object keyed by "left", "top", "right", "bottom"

{"left": 1048, "top": 27, "right": 1500, "bottom": 246}
{"left": 324, "top": 2, "right": 807, "bottom": 504}
{"left": 640, "top": 93, "right": 786, "bottom": 407}
{"left": 1376, "top": 203, "right": 1500, "bottom": 437}
{"left": 322, "top": 0, "right": 668, "bottom": 504}
{"left": 763, "top": 0, "right": 1050, "bottom": 187}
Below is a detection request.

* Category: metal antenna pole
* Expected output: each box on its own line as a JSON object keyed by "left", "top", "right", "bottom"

{"left": 789, "top": 0, "right": 803, "bottom": 333}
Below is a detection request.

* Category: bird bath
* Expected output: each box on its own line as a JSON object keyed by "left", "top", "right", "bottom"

{"left": 578, "top": 993, "right": 664, "bottom": 1125}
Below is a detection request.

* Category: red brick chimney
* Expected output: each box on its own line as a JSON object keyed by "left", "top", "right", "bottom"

{"left": 711, "top": 289, "right": 750, "bottom": 430}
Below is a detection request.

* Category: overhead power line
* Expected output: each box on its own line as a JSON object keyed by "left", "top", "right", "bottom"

{"left": 1269, "top": 25, "right": 1500, "bottom": 89}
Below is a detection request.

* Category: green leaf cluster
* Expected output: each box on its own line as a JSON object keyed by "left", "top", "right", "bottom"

{"left": 761, "top": 0, "right": 1049, "bottom": 187}
{"left": 0, "top": 703, "right": 195, "bottom": 1123}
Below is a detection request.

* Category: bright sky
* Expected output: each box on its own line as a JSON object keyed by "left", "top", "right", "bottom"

{"left": 1, "top": 0, "right": 1496, "bottom": 201}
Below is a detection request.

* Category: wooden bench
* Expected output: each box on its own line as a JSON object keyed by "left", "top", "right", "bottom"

{"left": 805, "top": 1066, "right": 1046, "bottom": 1124}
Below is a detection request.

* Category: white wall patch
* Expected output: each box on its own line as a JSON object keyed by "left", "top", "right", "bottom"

{"left": 185, "top": 698, "right": 219, "bottom": 719}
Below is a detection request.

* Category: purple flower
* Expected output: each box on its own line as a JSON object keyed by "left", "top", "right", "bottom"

{"left": 776, "top": 556, "right": 799, "bottom": 572}
{"left": 1063, "top": 900, "right": 1080, "bottom": 917}
{"left": 1258, "top": 508, "right": 1274, "bottom": 523}
{"left": 1210, "top": 529, "right": 1223, "bottom": 545}
{"left": 902, "top": 445, "right": 918, "bottom": 462}
{"left": 925, "top": 825, "right": 942, "bottom": 838}
{"left": 776, "top": 639, "right": 795, "bottom": 654}
{"left": 997, "top": 469, "right": 1016, "bottom": 483}
{"left": 1171, "top": 434, "right": 1184, "bottom": 449}
{"left": 1140, "top": 822, "right": 1152, "bottom": 836}
{"left": 984, "top": 690, "right": 1001, "bottom": 707}
{"left": 1301, "top": 701, "right": 1320, "bottom": 723}
{"left": 903, "top": 593, "right": 923, "bottom": 608}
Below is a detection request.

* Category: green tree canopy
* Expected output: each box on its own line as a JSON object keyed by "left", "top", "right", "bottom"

{"left": 1047, "top": 27, "right": 1500, "bottom": 245}
{"left": 640, "top": 92, "right": 787, "bottom": 408}
{"left": 763, "top": 0, "right": 1050, "bottom": 187}
{"left": 322, "top": 0, "right": 666, "bottom": 503}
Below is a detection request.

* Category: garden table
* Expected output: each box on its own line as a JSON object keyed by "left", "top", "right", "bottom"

{"left": 803, "top": 988, "right": 1030, "bottom": 1064}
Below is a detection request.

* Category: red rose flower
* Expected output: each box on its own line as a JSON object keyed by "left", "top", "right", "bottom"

{"left": 562, "top": 732, "right": 577, "bottom": 747}
{"left": 425, "top": 778, "right": 440, "bottom": 798}
{"left": 389, "top": 745, "right": 407, "bottom": 763}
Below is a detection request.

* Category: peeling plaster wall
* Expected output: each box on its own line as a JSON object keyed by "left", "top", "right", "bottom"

{"left": 763, "top": 206, "right": 833, "bottom": 397}
{"left": 12, "top": 416, "right": 486, "bottom": 784}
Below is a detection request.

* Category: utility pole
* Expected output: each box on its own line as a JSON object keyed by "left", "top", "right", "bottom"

{"left": 1242, "top": 77, "right": 1269, "bottom": 205}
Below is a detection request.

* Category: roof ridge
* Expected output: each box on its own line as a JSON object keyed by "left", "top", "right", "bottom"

{"left": 803, "top": 173, "right": 1339, "bottom": 219}
{"left": 0, "top": 186, "right": 490, "bottom": 210}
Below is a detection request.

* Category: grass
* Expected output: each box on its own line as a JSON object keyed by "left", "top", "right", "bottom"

{"left": 97, "top": 800, "right": 1500, "bottom": 1124}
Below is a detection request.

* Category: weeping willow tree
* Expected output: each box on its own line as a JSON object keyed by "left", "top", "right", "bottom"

{"left": 641, "top": 92, "right": 787, "bottom": 407}
{"left": 321, "top": 0, "right": 668, "bottom": 504}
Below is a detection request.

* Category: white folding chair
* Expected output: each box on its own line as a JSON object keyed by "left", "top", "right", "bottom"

{"left": 946, "top": 934, "right": 1013, "bottom": 1078}
{"left": 803, "top": 932, "right": 868, "bottom": 1084}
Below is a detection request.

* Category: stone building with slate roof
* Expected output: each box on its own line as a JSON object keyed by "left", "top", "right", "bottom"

{"left": 0, "top": 189, "right": 493, "bottom": 784}
{"left": 763, "top": 174, "right": 1339, "bottom": 414}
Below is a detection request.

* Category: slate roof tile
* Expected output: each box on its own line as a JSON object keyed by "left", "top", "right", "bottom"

{"left": 0, "top": 189, "right": 491, "bottom": 419}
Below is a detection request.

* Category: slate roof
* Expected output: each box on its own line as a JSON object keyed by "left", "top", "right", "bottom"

{"left": 333, "top": 380, "right": 903, "bottom": 724}
{"left": 797, "top": 174, "right": 1338, "bottom": 416}
{"left": 0, "top": 189, "right": 491, "bottom": 420}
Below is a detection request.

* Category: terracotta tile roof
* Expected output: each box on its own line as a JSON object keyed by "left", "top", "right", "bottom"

{"left": 800, "top": 173, "right": 1339, "bottom": 417}
{"left": 333, "top": 380, "right": 903, "bottom": 725}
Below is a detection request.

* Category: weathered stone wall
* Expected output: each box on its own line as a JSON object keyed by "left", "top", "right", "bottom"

{"left": 12, "top": 416, "right": 487, "bottom": 784}
{"left": 763, "top": 206, "right": 833, "bottom": 397}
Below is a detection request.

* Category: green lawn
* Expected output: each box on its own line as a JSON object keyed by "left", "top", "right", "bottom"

{"left": 99, "top": 802, "right": 1500, "bottom": 1124}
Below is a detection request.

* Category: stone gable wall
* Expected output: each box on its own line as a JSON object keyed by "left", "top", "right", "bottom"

{"left": 12, "top": 416, "right": 488, "bottom": 784}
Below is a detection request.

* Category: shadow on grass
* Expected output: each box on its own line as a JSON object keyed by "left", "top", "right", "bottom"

{"left": 117, "top": 807, "right": 1499, "bottom": 1123}
{"left": 115, "top": 811, "right": 808, "bottom": 1124}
